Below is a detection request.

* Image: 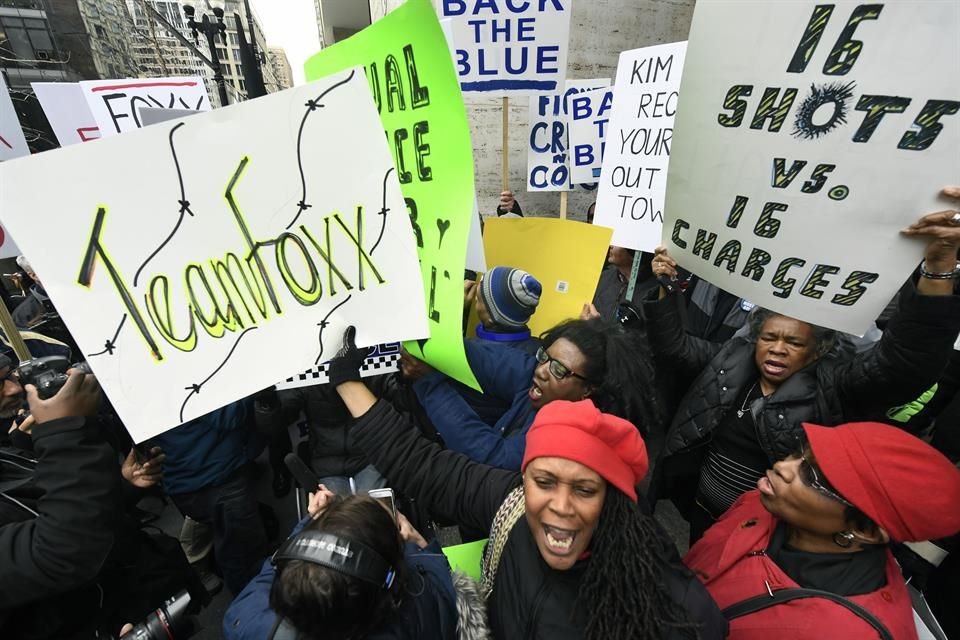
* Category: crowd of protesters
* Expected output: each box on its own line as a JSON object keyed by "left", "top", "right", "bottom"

{"left": 1, "top": 186, "right": 960, "bottom": 640}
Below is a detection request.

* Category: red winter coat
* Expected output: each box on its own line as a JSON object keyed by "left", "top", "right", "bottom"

{"left": 684, "top": 491, "right": 917, "bottom": 640}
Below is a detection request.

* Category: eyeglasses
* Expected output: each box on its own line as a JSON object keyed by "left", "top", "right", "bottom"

{"left": 799, "top": 449, "right": 853, "bottom": 507}
{"left": 535, "top": 347, "right": 590, "bottom": 383}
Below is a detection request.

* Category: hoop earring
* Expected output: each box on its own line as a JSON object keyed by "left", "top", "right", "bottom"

{"left": 833, "top": 531, "right": 856, "bottom": 548}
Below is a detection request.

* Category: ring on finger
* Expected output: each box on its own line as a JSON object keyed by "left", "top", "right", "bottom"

{"left": 951, "top": 211, "right": 960, "bottom": 225}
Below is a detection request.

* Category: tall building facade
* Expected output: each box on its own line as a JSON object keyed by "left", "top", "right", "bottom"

{"left": 266, "top": 45, "right": 291, "bottom": 90}
{"left": 125, "top": 0, "right": 214, "bottom": 97}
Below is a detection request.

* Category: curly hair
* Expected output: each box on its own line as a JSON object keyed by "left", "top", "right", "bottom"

{"left": 270, "top": 496, "right": 406, "bottom": 640}
{"left": 541, "top": 317, "right": 663, "bottom": 435}
{"left": 578, "top": 489, "right": 701, "bottom": 640}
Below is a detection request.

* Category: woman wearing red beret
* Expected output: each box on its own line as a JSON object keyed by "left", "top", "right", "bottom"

{"left": 684, "top": 421, "right": 960, "bottom": 639}
{"left": 325, "top": 340, "right": 729, "bottom": 640}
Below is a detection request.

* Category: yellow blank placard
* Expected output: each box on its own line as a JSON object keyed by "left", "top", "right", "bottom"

{"left": 482, "top": 218, "right": 612, "bottom": 336}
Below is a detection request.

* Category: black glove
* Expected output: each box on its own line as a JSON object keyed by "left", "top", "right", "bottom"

{"left": 327, "top": 326, "right": 365, "bottom": 387}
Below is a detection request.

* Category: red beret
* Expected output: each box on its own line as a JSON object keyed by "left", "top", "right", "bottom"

{"left": 522, "top": 400, "right": 648, "bottom": 501}
{"left": 804, "top": 422, "right": 960, "bottom": 542}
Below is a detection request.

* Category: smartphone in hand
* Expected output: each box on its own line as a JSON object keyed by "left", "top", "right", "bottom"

{"left": 368, "top": 487, "right": 397, "bottom": 521}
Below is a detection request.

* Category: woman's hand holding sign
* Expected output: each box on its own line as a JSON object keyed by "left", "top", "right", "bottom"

{"left": 902, "top": 185, "right": 960, "bottom": 296}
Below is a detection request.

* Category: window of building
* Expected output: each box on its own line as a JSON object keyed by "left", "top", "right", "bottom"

{"left": 233, "top": 48, "right": 241, "bottom": 60}
{"left": 0, "top": 15, "right": 56, "bottom": 61}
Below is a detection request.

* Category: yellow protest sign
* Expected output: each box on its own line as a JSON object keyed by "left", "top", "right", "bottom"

{"left": 482, "top": 218, "right": 612, "bottom": 336}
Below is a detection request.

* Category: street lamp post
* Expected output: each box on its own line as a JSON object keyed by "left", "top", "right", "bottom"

{"left": 183, "top": 3, "right": 229, "bottom": 107}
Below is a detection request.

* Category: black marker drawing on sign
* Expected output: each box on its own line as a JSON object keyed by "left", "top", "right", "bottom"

{"left": 180, "top": 326, "right": 259, "bottom": 421}
{"left": 88, "top": 313, "right": 128, "bottom": 358}
{"left": 286, "top": 69, "right": 358, "bottom": 230}
{"left": 134, "top": 122, "right": 194, "bottom": 287}
{"left": 314, "top": 293, "right": 353, "bottom": 365}
{"left": 370, "top": 167, "right": 396, "bottom": 255}
{"left": 792, "top": 81, "right": 856, "bottom": 140}
{"left": 436, "top": 219, "right": 450, "bottom": 249}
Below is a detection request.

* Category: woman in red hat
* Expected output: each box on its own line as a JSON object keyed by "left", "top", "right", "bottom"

{"left": 684, "top": 421, "right": 960, "bottom": 639}
{"left": 325, "top": 339, "right": 729, "bottom": 640}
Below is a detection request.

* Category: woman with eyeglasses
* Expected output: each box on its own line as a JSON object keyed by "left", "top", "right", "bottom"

{"left": 684, "top": 421, "right": 960, "bottom": 639}
{"left": 326, "top": 336, "right": 729, "bottom": 640}
{"left": 398, "top": 317, "right": 661, "bottom": 470}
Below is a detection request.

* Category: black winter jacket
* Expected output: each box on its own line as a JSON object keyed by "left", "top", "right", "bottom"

{"left": 645, "top": 282, "right": 960, "bottom": 515}
{"left": 0, "top": 417, "right": 121, "bottom": 636}
{"left": 349, "top": 399, "right": 727, "bottom": 640}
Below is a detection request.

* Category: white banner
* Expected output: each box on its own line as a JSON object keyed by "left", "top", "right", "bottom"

{"left": 1, "top": 74, "right": 30, "bottom": 161}
{"left": 80, "top": 76, "right": 211, "bottom": 137}
{"left": 0, "top": 69, "right": 428, "bottom": 441}
{"left": 664, "top": 1, "right": 959, "bottom": 336}
{"left": 595, "top": 41, "right": 686, "bottom": 251}
{"left": 0, "top": 74, "right": 29, "bottom": 259}
{"left": 527, "top": 78, "right": 610, "bottom": 192}
{"left": 466, "top": 197, "right": 487, "bottom": 272}
{"left": 567, "top": 86, "right": 614, "bottom": 183}
{"left": 32, "top": 82, "right": 101, "bottom": 146}
{"left": 439, "top": 0, "right": 573, "bottom": 95}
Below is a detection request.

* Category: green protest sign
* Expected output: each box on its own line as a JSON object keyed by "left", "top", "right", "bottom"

{"left": 305, "top": 0, "right": 479, "bottom": 390}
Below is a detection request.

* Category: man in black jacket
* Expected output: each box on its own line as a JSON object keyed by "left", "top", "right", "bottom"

{"left": 0, "top": 366, "right": 120, "bottom": 637}
{"left": 646, "top": 193, "right": 960, "bottom": 542}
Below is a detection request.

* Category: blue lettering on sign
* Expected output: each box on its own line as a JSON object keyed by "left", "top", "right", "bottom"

{"left": 530, "top": 122, "right": 550, "bottom": 152}
{"left": 443, "top": 0, "right": 564, "bottom": 14}
{"left": 574, "top": 144, "right": 594, "bottom": 166}
{"left": 462, "top": 79, "right": 557, "bottom": 91}
{"left": 536, "top": 45, "right": 560, "bottom": 74}
{"left": 530, "top": 165, "right": 548, "bottom": 188}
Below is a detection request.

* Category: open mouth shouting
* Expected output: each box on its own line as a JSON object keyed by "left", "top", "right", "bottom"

{"left": 762, "top": 359, "right": 788, "bottom": 377}
{"left": 542, "top": 524, "right": 578, "bottom": 555}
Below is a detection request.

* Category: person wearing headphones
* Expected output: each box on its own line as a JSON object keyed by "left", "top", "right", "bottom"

{"left": 223, "top": 486, "right": 479, "bottom": 640}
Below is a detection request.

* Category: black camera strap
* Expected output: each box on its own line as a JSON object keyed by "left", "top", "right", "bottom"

{"left": 722, "top": 587, "right": 893, "bottom": 640}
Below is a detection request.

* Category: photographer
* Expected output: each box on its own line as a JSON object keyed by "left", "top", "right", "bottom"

{"left": 0, "top": 364, "right": 122, "bottom": 637}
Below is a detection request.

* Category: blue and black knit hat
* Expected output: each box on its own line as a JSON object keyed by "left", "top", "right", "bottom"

{"left": 479, "top": 267, "right": 542, "bottom": 329}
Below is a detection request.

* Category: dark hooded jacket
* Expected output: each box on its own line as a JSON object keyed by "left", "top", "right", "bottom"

{"left": 644, "top": 281, "right": 960, "bottom": 517}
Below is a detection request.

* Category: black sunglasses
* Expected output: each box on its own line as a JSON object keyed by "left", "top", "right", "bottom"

{"left": 799, "top": 449, "right": 853, "bottom": 507}
{"left": 535, "top": 347, "right": 590, "bottom": 383}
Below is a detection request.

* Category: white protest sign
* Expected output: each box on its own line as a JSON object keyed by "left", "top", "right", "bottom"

{"left": 0, "top": 73, "right": 28, "bottom": 259}
{"left": 80, "top": 76, "right": 211, "bottom": 137}
{"left": 439, "top": 0, "right": 572, "bottom": 95}
{"left": 595, "top": 42, "right": 686, "bottom": 251}
{"left": 527, "top": 78, "right": 609, "bottom": 191}
{"left": 567, "top": 86, "right": 614, "bottom": 183}
{"left": 466, "top": 197, "right": 486, "bottom": 272}
{"left": 1, "top": 74, "right": 30, "bottom": 161}
{"left": 664, "top": 1, "right": 959, "bottom": 336}
{"left": 0, "top": 69, "right": 428, "bottom": 441}
{"left": 31, "top": 82, "right": 101, "bottom": 146}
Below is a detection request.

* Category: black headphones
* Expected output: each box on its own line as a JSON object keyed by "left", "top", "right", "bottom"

{"left": 272, "top": 529, "right": 397, "bottom": 590}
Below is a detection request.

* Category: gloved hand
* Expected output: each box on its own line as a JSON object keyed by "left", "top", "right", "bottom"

{"left": 327, "top": 326, "right": 366, "bottom": 386}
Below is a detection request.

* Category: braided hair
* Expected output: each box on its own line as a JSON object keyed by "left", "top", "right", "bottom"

{"left": 578, "top": 489, "right": 701, "bottom": 640}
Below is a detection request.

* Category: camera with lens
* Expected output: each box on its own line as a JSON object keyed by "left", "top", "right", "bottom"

{"left": 16, "top": 356, "right": 92, "bottom": 400}
{"left": 115, "top": 590, "right": 194, "bottom": 639}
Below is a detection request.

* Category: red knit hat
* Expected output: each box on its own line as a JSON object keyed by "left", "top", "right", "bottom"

{"left": 804, "top": 422, "right": 960, "bottom": 542}
{"left": 521, "top": 400, "right": 648, "bottom": 501}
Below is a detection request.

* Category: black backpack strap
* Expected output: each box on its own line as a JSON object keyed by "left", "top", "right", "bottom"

{"left": 721, "top": 587, "right": 893, "bottom": 640}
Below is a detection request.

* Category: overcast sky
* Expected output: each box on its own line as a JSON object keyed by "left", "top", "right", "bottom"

{"left": 249, "top": 0, "right": 321, "bottom": 86}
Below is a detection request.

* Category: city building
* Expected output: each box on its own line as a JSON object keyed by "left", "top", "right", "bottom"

{"left": 125, "top": 0, "right": 217, "bottom": 102}
{"left": 266, "top": 45, "right": 291, "bottom": 90}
